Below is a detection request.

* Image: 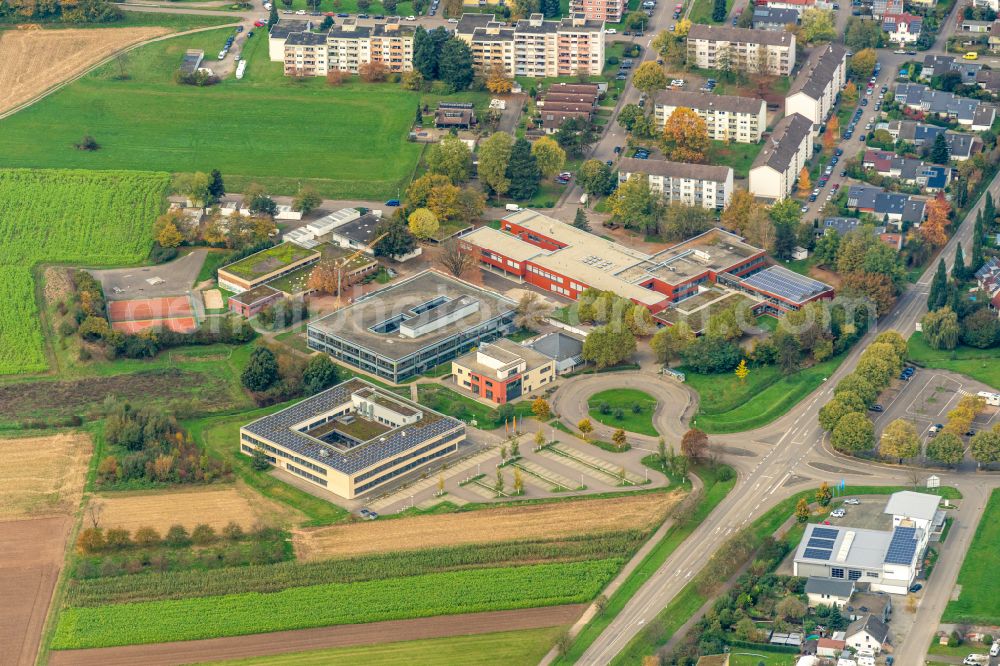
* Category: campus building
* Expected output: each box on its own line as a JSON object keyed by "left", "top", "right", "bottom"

{"left": 240, "top": 378, "right": 465, "bottom": 499}
{"left": 717, "top": 264, "right": 834, "bottom": 314}
{"left": 748, "top": 112, "right": 814, "bottom": 201}
{"left": 455, "top": 13, "right": 606, "bottom": 78}
{"left": 306, "top": 270, "right": 517, "bottom": 383}
{"left": 277, "top": 17, "right": 416, "bottom": 77}
{"left": 217, "top": 242, "right": 321, "bottom": 294}
{"left": 618, "top": 158, "right": 734, "bottom": 210}
{"left": 451, "top": 338, "right": 555, "bottom": 404}
{"left": 686, "top": 24, "right": 796, "bottom": 75}
{"left": 653, "top": 89, "right": 767, "bottom": 144}
{"left": 569, "top": 0, "right": 626, "bottom": 23}
{"left": 785, "top": 42, "right": 848, "bottom": 130}
{"left": 459, "top": 209, "right": 768, "bottom": 313}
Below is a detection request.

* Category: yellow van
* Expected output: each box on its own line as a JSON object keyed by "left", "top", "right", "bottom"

{"left": 963, "top": 52, "right": 979, "bottom": 60}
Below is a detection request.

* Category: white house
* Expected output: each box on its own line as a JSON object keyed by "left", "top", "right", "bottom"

{"left": 749, "top": 113, "right": 814, "bottom": 201}
{"left": 845, "top": 615, "right": 890, "bottom": 655}
{"left": 882, "top": 13, "right": 923, "bottom": 44}
{"left": 805, "top": 577, "right": 855, "bottom": 608}
{"left": 785, "top": 43, "right": 848, "bottom": 130}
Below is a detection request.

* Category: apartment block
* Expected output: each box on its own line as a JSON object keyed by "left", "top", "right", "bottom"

{"left": 785, "top": 43, "right": 847, "bottom": 130}
{"left": 618, "top": 158, "right": 734, "bottom": 210}
{"left": 569, "top": 0, "right": 626, "bottom": 22}
{"left": 686, "top": 24, "right": 796, "bottom": 75}
{"left": 653, "top": 89, "right": 767, "bottom": 143}
{"left": 748, "top": 112, "right": 814, "bottom": 201}
{"left": 278, "top": 17, "right": 415, "bottom": 77}
{"left": 456, "top": 13, "right": 605, "bottom": 78}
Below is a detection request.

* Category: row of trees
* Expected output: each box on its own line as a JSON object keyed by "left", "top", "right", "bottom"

{"left": 77, "top": 521, "right": 250, "bottom": 555}
{"left": 818, "top": 331, "right": 908, "bottom": 454}
{"left": 0, "top": 0, "right": 122, "bottom": 22}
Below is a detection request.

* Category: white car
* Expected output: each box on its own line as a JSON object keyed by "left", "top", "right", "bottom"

{"left": 991, "top": 641, "right": 999, "bottom": 657}
{"left": 605, "top": 28, "right": 617, "bottom": 33}
{"left": 670, "top": 79, "right": 685, "bottom": 86}
{"left": 447, "top": 17, "right": 459, "bottom": 22}
{"left": 844, "top": 498, "right": 861, "bottom": 505}
{"left": 295, "top": 9, "right": 305, "bottom": 13}
{"left": 894, "top": 49, "right": 906, "bottom": 54}
{"left": 405, "top": 14, "right": 416, "bottom": 20}
{"left": 830, "top": 508, "right": 846, "bottom": 518}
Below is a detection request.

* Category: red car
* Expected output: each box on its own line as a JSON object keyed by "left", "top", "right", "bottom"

{"left": 254, "top": 19, "right": 265, "bottom": 26}
{"left": 324, "top": 11, "right": 336, "bottom": 15}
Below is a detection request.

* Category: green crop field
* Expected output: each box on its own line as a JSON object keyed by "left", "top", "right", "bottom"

{"left": 587, "top": 389, "right": 659, "bottom": 436}
{"left": 943, "top": 488, "right": 1000, "bottom": 624}
{"left": 52, "top": 559, "right": 620, "bottom": 648}
{"left": 0, "top": 26, "right": 482, "bottom": 200}
{"left": 0, "top": 169, "right": 168, "bottom": 375}
{"left": 202, "top": 627, "right": 564, "bottom": 666}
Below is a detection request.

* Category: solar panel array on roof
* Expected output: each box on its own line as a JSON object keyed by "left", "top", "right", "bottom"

{"left": 803, "top": 547, "right": 833, "bottom": 560}
{"left": 884, "top": 526, "right": 918, "bottom": 565}
{"left": 812, "top": 527, "right": 839, "bottom": 539}
{"left": 740, "top": 266, "right": 830, "bottom": 304}
{"left": 808, "top": 537, "right": 836, "bottom": 549}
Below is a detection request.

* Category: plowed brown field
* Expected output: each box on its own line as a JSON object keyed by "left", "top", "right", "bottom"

{"left": 295, "top": 491, "right": 682, "bottom": 561}
{"left": 0, "top": 27, "right": 169, "bottom": 115}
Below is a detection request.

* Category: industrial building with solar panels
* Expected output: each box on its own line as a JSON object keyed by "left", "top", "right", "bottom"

{"left": 239, "top": 378, "right": 465, "bottom": 500}
{"left": 793, "top": 491, "right": 945, "bottom": 595}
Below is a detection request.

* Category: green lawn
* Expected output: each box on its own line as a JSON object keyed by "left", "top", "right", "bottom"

{"left": 201, "top": 627, "right": 565, "bottom": 666}
{"left": 0, "top": 27, "right": 484, "bottom": 199}
{"left": 907, "top": 332, "right": 1000, "bottom": 390}
{"left": 587, "top": 388, "right": 659, "bottom": 436}
{"left": 685, "top": 354, "right": 846, "bottom": 434}
{"left": 417, "top": 384, "right": 534, "bottom": 428}
{"left": 707, "top": 140, "right": 765, "bottom": 179}
{"left": 943, "top": 488, "right": 1000, "bottom": 625}
{"left": 728, "top": 651, "right": 798, "bottom": 666}
{"left": 688, "top": 0, "right": 734, "bottom": 25}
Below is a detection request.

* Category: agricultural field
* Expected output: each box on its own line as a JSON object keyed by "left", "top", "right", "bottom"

{"left": 92, "top": 484, "right": 303, "bottom": 533}
{"left": 293, "top": 491, "right": 680, "bottom": 561}
{"left": 0, "top": 26, "right": 170, "bottom": 116}
{"left": 51, "top": 559, "right": 619, "bottom": 648}
{"left": 943, "top": 488, "right": 1000, "bottom": 625}
{"left": 0, "top": 26, "right": 486, "bottom": 199}
{"left": 0, "top": 432, "right": 91, "bottom": 518}
{"left": 201, "top": 627, "right": 565, "bottom": 666}
{"left": 0, "top": 169, "right": 168, "bottom": 375}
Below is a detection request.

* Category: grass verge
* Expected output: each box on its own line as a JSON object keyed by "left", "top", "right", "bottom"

{"left": 907, "top": 332, "right": 1000, "bottom": 390}
{"left": 587, "top": 388, "right": 659, "bottom": 437}
{"left": 943, "top": 488, "right": 1000, "bottom": 625}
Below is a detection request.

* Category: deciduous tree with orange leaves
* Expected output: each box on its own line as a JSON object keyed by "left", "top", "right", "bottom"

{"left": 921, "top": 192, "right": 951, "bottom": 247}
{"left": 823, "top": 116, "right": 839, "bottom": 152}
{"left": 661, "top": 107, "right": 710, "bottom": 163}
{"left": 797, "top": 167, "right": 812, "bottom": 197}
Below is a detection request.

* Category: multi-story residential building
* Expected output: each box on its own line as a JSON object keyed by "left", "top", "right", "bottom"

{"left": 570, "top": 0, "right": 626, "bottom": 23}
{"left": 653, "top": 89, "right": 767, "bottom": 143}
{"left": 451, "top": 339, "right": 555, "bottom": 404}
{"left": 536, "top": 82, "right": 601, "bottom": 132}
{"left": 456, "top": 13, "right": 605, "bottom": 78}
{"left": 618, "top": 158, "right": 734, "bottom": 210}
{"left": 882, "top": 13, "right": 923, "bottom": 44}
{"left": 752, "top": 6, "right": 800, "bottom": 30}
{"left": 278, "top": 17, "right": 415, "bottom": 77}
{"left": 748, "top": 113, "right": 813, "bottom": 201}
{"left": 785, "top": 42, "right": 847, "bottom": 130}
{"left": 757, "top": 0, "right": 818, "bottom": 11}
{"left": 686, "top": 24, "right": 796, "bottom": 75}
{"left": 240, "top": 378, "right": 465, "bottom": 499}
{"left": 268, "top": 19, "right": 312, "bottom": 60}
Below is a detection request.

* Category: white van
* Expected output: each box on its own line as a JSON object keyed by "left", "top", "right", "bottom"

{"left": 991, "top": 640, "right": 1000, "bottom": 657}
{"left": 977, "top": 390, "right": 1000, "bottom": 407}
{"left": 505, "top": 203, "right": 521, "bottom": 212}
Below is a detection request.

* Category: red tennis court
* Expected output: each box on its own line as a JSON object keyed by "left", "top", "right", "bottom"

{"left": 111, "top": 317, "right": 198, "bottom": 334}
{"left": 108, "top": 296, "right": 193, "bottom": 323}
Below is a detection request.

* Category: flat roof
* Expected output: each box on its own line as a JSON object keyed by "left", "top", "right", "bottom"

{"left": 331, "top": 212, "right": 381, "bottom": 246}
{"left": 637, "top": 228, "right": 764, "bottom": 283}
{"left": 739, "top": 265, "right": 832, "bottom": 304}
{"left": 454, "top": 338, "right": 552, "bottom": 376}
{"left": 883, "top": 491, "right": 941, "bottom": 522}
{"left": 461, "top": 226, "right": 548, "bottom": 262}
{"left": 308, "top": 270, "right": 517, "bottom": 361}
{"left": 657, "top": 288, "right": 759, "bottom": 334}
{"left": 242, "top": 378, "right": 462, "bottom": 474}
{"left": 229, "top": 284, "right": 281, "bottom": 306}
{"left": 220, "top": 242, "right": 319, "bottom": 281}
{"left": 795, "top": 524, "right": 892, "bottom": 569}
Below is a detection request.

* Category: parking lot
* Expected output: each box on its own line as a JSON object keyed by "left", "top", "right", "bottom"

{"left": 872, "top": 368, "right": 1000, "bottom": 465}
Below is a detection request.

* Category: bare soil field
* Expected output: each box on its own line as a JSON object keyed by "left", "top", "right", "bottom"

{"left": 1, "top": 516, "right": 74, "bottom": 666}
{"left": 295, "top": 491, "right": 682, "bottom": 561}
{"left": 47, "top": 605, "right": 584, "bottom": 666}
{"left": 0, "top": 27, "right": 169, "bottom": 115}
{"left": 93, "top": 483, "right": 304, "bottom": 533}
{"left": 0, "top": 432, "right": 91, "bottom": 519}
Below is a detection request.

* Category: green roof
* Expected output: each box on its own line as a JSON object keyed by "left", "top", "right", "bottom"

{"left": 221, "top": 242, "right": 319, "bottom": 280}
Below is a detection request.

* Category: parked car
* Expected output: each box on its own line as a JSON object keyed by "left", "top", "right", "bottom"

{"left": 844, "top": 498, "right": 861, "bottom": 505}
{"left": 448, "top": 17, "right": 459, "bottom": 22}
{"left": 605, "top": 27, "right": 617, "bottom": 33}
{"left": 831, "top": 508, "right": 846, "bottom": 518}
{"left": 909, "top": 583, "right": 923, "bottom": 593}
{"left": 614, "top": 145, "right": 622, "bottom": 154}
{"left": 606, "top": 159, "right": 613, "bottom": 166}
{"left": 962, "top": 655, "right": 988, "bottom": 666}
{"left": 295, "top": 9, "right": 305, "bottom": 14}
{"left": 964, "top": 52, "right": 979, "bottom": 60}
{"left": 869, "top": 404, "right": 884, "bottom": 412}
{"left": 385, "top": 199, "right": 401, "bottom": 207}
{"left": 405, "top": 15, "right": 416, "bottom": 20}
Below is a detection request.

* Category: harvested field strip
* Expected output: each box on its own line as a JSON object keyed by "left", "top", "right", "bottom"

{"left": 107, "top": 296, "right": 193, "bottom": 322}
{"left": 0, "top": 27, "right": 170, "bottom": 116}
{"left": 66, "top": 532, "right": 647, "bottom": 607}
{"left": 293, "top": 491, "right": 680, "bottom": 561}
{"left": 93, "top": 485, "right": 302, "bottom": 533}
{"left": 111, "top": 317, "right": 197, "bottom": 334}
{"left": 0, "top": 432, "right": 91, "bottom": 518}
{"left": 52, "top": 559, "right": 622, "bottom": 648}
